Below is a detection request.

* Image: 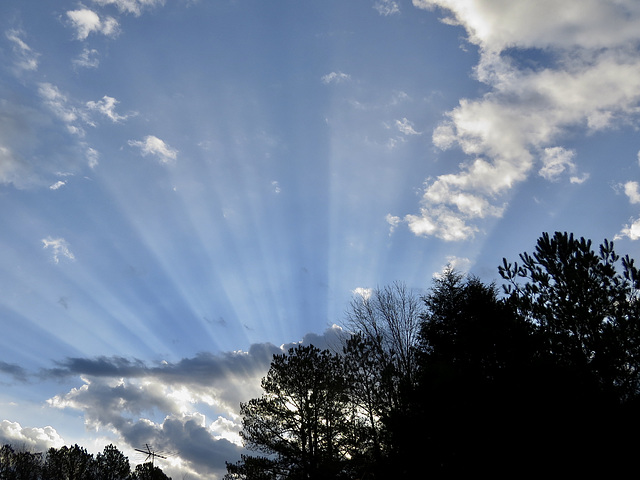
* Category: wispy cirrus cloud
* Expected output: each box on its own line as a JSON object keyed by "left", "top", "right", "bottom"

{"left": 38, "top": 83, "right": 84, "bottom": 136}
{"left": 5, "top": 29, "right": 39, "bottom": 72}
{"left": 395, "top": 0, "right": 640, "bottom": 241}
{"left": 42, "top": 237, "right": 75, "bottom": 264}
{"left": 128, "top": 135, "right": 178, "bottom": 164}
{"left": 86, "top": 96, "right": 136, "bottom": 123}
{"left": 72, "top": 47, "right": 100, "bottom": 69}
{"left": 321, "top": 71, "right": 351, "bottom": 84}
{"left": 91, "top": 0, "right": 165, "bottom": 17}
{"left": 374, "top": 0, "right": 400, "bottom": 16}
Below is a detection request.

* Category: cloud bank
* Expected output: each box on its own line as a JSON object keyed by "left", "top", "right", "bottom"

{"left": 395, "top": 0, "right": 640, "bottom": 241}
{"left": 37, "top": 327, "right": 344, "bottom": 479}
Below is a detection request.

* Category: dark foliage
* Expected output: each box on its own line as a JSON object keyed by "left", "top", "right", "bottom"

{"left": 0, "top": 444, "right": 169, "bottom": 480}
{"left": 228, "top": 232, "right": 640, "bottom": 479}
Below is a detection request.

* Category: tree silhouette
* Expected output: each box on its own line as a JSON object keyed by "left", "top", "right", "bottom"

{"left": 226, "top": 345, "right": 354, "bottom": 480}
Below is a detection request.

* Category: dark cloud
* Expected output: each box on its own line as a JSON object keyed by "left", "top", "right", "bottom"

{"left": 0, "top": 361, "right": 28, "bottom": 383}
{"left": 41, "top": 327, "right": 345, "bottom": 478}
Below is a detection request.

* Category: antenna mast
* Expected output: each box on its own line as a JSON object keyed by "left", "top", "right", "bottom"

{"left": 134, "top": 444, "right": 168, "bottom": 466}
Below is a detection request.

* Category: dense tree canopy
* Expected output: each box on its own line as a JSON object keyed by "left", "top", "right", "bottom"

{"left": 0, "top": 444, "right": 170, "bottom": 480}
{"left": 228, "top": 232, "right": 640, "bottom": 479}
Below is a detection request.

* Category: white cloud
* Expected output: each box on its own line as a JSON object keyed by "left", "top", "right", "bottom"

{"left": 352, "top": 287, "right": 373, "bottom": 300}
{"left": 49, "top": 180, "right": 66, "bottom": 190}
{"left": 129, "top": 135, "right": 178, "bottom": 164}
{"left": 86, "top": 96, "right": 135, "bottom": 122}
{"left": 66, "top": 9, "right": 119, "bottom": 40}
{"left": 72, "top": 47, "right": 100, "bottom": 69}
{"left": 412, "top": 0, "right": 640, "bottom": 53}
{"left": 395, "top": 118, "right": 421, "bottom": 135}
{"left": 624, "top": 181, "right": 640, "bottom": 204}
{"left": 386, "top": 214, "right": 401, "bottom": 235}
{"left": 271, "top": 180, "right": 281, "bottom": 194}
{"left": 374, "top": 0, "right": 400, "bottom": 16}
{"left": 0, "top": 145, "right": 23, "bottom": 187}
{"left": 616, "top": 217, "right": 640, "bottom": 241}
{"left": 0, "top": 420, "right": 64, "bottom": 451}
{"left": 86, "top": 147, "right": 100, "bottom": 168}
{"left": 433, "top": 255, "right": 472, "bottom": 277}
{"left": 321, "top": 71, "right": 351, "bottom": 84}
{"left": 92, "top": 0, "right": 165, "bottom": 16}
{"left": 42, "top": 237, "right": 75, "bottom": 263}
{"left": 38, "top": 83, "right": 91, "bottom": 136}
{"left": 539, "top": 146, "right": 576, "bottom": 181}
{"left": 5, "top": 29, "right": 39, "bottom": 72}
{"left": 397, "top": 0, "right": 640, "bottom": 241}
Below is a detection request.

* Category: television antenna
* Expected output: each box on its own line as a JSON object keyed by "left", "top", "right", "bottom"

{"left": 134, "top": 444, "right": 168, "bottom": 466}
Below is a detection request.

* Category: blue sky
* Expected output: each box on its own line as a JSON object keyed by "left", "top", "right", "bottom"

{"left": 2, "top": 0, "right": 640, "bottom": 477}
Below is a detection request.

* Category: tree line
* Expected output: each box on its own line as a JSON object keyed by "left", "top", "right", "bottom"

{"left": 0, "top": 443, "right": 171, "bottom": 480}
{"left": 225, "top": 232, "right": 640, "bottom": 479}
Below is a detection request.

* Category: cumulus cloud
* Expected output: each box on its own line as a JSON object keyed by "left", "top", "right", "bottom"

{"left": 66, "top": 9, "right": 119, "bottom": 40}
{"left": 321, "top": 71, "right": 351, "bottom": 84}
{"left": 624, "top": 181, "right": 640, "bottom": 204}
{"left": 616, "top": 218, "right": 640, "bottom": 241}
{"left": 5, "top": 29, "right": 39, "bottom": 72}
{"left": 0, "top": 421, "right": 65, "bottom": 451}
{"left": 42, "top": 237, "right": 75, "bottom": 263}
{"left": 128, "top": 135, "right": 178, "bottom": 164}
{"left": 398, "top": 0, "right": 640, "bottom": 241}
{"left": 91, "top": 0, "right": 165, "bottom": 17}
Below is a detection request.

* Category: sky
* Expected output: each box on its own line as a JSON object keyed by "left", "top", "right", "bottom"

{"left": 2, "top": 0, "right": 640, "bottom": 477}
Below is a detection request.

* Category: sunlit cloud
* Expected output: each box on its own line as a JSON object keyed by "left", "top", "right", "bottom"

{"left": 39, "top": 331, "right": 348, "bottom": 477}
{"left": 352, "top": 287, "right": 373, "bottom": 300}
{"left": 66, "top": 9, "right": 119, "bottom": 40}
{"left": 624, "top": 181, "right": 640, "bottom": 204}
{"left": 398, "top": 0, "right": 640, "bottom": 241}
{"left": 42, "top": 237, "right": 75, "bottom": 263}
{"left": 433, "top": 255, "right": 472, "bottom": 278}
{"left": 616, "top": 218, "right": 640, "bottom": 241}
{"left": 128, "top": 135, "right": 178, "bottom": 164}
{"left": 0, "top": 421, "right": 65, "bottom": 451}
